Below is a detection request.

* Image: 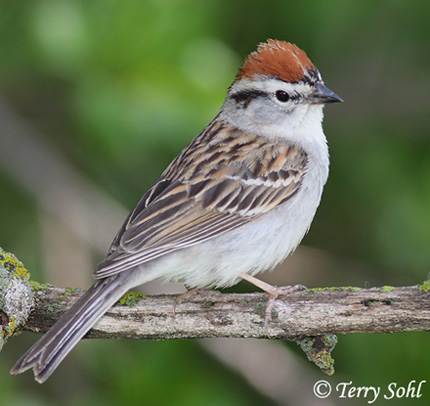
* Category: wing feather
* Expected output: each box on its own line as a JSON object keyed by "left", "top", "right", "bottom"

{"left": 94, "top": 120, "right": 308, "bottom": 279}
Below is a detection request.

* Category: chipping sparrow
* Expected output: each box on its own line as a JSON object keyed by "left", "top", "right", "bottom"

{"left": 11, "top": 39, "right": 342, "bottom": 383}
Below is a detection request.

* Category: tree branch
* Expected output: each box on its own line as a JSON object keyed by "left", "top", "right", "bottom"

{"left": 2, "top": 245, "right": 430, "bottom": 376}
{"left": 23, "top": 283, "right": 430, "bottom": 340}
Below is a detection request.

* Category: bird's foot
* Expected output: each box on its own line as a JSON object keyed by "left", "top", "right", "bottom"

{"left": 240, "top": 273, "right": 306, "bottom": 331}
{"left": 173, "top": 286, "right": 198, "bottom": 317}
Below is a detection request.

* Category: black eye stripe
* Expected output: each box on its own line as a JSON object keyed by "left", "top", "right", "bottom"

{"left": 231, "top": 90, "right": 267, "bottom": 103}
{"left": 231, "top": 88, "right": 302, "bottom": 105}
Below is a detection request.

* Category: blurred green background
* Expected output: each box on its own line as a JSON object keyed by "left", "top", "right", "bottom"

{"left": 1, "top": 0, "right": 430, "bottom": 405}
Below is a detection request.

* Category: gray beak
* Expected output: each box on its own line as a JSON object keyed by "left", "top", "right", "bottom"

{"left": 310, "top": 82, "right": 343, "bottom": 104}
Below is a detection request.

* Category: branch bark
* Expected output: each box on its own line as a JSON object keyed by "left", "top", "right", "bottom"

{"left": 2, "top": 245, "right": 430, "bottom": 375}
{"left": 22, "top": 283, "right": 430, "bottom": 340}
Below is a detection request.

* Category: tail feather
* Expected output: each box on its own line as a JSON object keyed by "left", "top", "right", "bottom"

{"left": 11, "top": 273, "right": 132, "bottom": 383}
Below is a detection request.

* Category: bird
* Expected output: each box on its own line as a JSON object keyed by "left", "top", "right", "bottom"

{"left": 11, "top": 39, "right": 342, "bottom": 383}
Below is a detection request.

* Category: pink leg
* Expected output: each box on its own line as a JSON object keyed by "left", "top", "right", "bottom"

{"left": 173, "top": 286, "right": 198, "bottom": 317}
{"left": 240, "top": 273, "right": 306, "bottom": 329}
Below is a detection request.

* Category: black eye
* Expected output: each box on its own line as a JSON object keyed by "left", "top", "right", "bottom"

{"left": 275, "top": 90, "right": 290, "bottom": 102}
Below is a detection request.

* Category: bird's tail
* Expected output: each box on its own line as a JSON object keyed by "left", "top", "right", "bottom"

{"left": 11, "top": 273, "right": 133, "bottom": 383}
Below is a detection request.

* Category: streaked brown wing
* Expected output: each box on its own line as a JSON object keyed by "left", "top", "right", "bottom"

{"left": 94, "top": 121, "right": 308, "bottom": 279}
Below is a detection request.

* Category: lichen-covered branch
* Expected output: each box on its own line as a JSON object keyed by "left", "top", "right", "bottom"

{"left": 0, "top": 248, "right": 33, "bottom": 350}
{"left": 2, "top": 245, "right": 430, "bottom": 376}
{"left": 22, "top": 282, "right": 430, "bottom": 341}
